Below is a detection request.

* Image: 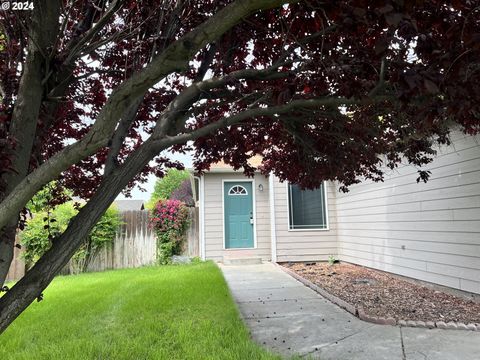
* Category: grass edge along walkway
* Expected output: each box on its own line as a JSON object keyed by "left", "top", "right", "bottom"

{"left": 0, "top": 262, "right": 286, "bottom": 360}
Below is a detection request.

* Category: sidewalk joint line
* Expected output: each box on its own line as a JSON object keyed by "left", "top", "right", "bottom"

{"left": 300, "top": 324, "right": 375, "bottom": 357}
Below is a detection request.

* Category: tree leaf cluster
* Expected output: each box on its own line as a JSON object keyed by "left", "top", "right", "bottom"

{"left": 1, "top": 0, "right": 479, "bottom": 334}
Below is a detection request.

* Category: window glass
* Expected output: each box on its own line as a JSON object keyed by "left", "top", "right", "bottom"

{"left": 228, "top": 185, "right": 248, "bottom": 195}
{"left": 288, "top": 183, "right": 327, "bottom": 230}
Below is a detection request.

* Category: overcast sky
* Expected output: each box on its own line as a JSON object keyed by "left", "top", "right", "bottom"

{"left": 116, "top": 150, "right": 194, "bottom": 201}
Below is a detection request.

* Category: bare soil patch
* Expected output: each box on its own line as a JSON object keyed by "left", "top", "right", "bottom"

{"left": 282, "top": 262, "right": 480, "bottom": 324}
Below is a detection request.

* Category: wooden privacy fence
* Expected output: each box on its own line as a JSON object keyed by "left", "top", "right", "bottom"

{"left": 73, "top": 207, "right": 199, "bottom": 271}
{"left": 185, "top": 207, "right": 199, "bottom": 257}
{"left": 5, "top": 235, "right": 25, "bottom": 282}
{"left": 5, "top": 207, "right": 200, "bottom": 281}
{"left": 86, "top": 210, "right": 157, "bottom": 272}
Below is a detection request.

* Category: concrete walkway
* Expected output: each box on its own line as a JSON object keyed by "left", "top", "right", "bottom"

{"left": 220, "top": 263, "right": 480, "bottom": 360}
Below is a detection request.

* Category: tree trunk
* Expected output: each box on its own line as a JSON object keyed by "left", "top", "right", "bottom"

{"left": 0, "top": 223, "right": 16, "bottom": 287}
{"left": 0, "top": 0, "right": 300, "bottom": 334}
{"left": 0, "top": 140, "right": 158, "bottom": 334}
{"left": 0, "top": 0, "right": 297, "bottom": 232}
{"left": 0, "top": 0, "right": 61, "bottom": 286}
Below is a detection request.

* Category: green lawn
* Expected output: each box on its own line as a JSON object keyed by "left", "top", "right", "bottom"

{"left": 0, "top": 262, "right": 281, "bottom": 360}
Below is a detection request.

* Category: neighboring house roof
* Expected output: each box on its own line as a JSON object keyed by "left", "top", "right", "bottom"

{"left": 194, "top": 155, "right": 263, "bottom": 173}
{"left": 113, "top": 200, "right": 145, "bottom": 212}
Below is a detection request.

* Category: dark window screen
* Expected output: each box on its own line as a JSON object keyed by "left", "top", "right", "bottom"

{"left": 288, "top": 183, "right": 327, "bottom": 230}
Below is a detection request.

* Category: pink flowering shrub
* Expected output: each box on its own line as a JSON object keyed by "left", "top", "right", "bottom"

{"left": 150, "top": 199, "right": 190, "bottom": 264}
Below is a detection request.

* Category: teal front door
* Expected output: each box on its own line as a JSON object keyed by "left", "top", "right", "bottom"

{"left": 224, "top": 182, "right": 254, "bottom": 248}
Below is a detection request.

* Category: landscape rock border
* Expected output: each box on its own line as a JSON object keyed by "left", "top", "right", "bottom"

{"left": 276, "top": 263, "right": 480, "bottom": 332}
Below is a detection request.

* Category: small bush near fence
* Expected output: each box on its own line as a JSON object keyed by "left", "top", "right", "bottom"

{"left": 149, "top": 199, "right": 190, "bottom": 264}
{"left": 21, "top": 203, "right": 122, "bottom": 273}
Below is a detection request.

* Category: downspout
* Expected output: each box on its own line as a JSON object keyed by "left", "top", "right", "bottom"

{"left": 198, "top": 175, "right": 206, "bottom": 260}
{"left": 268, "top": 173, "right": 277, "bottom": 262}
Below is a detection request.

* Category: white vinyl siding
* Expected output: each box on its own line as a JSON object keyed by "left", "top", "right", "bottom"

{"left": 203, "top": 173, "right": 271, "bottom": 261}
{"left": 200, "top": 131, "right": 480, "bottom": 294}
{"left": 336, "top": 130, "right": 480, "bottom": 294}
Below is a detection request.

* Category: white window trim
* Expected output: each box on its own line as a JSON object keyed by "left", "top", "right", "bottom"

{"left": 286, "top": 181, "right": 330, "bottom": 232}
{"left": 199, "top": 175, "right": 206, "bottom": 260}
{"left": 269, "top": 173, "right": 277, "bottom": 262}
{"left": 222, "top": 179, "right": 257, "bottom": 250}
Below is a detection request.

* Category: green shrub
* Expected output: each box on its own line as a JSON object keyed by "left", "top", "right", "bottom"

{"left": 27, "top": 181, "right": 72, "bottom": 213}
{"left": 21, "top": 203, "right": 122, "bottom": 273}
{"left": 149, "top": 199, "right": 190, "bottom": 264}
{"left": 72, "top": 207, "right": 123, "bottom": 273}
{"left": 21, "top": 202, "right": 76, "bottom": 266}
{"left": 146, "top": 169, "right": 190, "bottom": 209}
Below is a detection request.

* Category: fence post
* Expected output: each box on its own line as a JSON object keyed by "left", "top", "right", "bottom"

{"left": 5, "top": 233, "right": 26, "bottom": 282}
{"left": 184, "top": 207, "right": 199, "bottom": 257}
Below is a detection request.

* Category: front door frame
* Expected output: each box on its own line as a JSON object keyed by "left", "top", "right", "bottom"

{"left": 222, "top": 179, "right": 257, "bottom": 250}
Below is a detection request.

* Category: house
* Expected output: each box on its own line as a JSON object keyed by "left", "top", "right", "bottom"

{"left": 195, "top": 130, "right": 480, "bottom": 295}
{"left": 113, "top": 199, "right": 145, "bottom": 212}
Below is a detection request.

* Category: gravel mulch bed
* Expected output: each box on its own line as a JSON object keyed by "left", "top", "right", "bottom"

{"left": 282, "top": 262, "right": 480, "bottom": 324}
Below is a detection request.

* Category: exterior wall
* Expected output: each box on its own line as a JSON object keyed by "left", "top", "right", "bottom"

{"left": 203, "top": 172, "right": 271, "bottom": 261}
{"left": 335, "top": 131, "right": 480, "bottom": 294}
{"left": 273, "top": 179, "right": 338, "bottom": 262}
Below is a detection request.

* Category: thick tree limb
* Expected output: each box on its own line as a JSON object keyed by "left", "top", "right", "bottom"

{"left": 0, "top": 59, "right": 306, "bottom": 322}
{"left": 0, "top": 66, "right": 388, "bottom": 334}
{"left": 0, "top": 0, "right": 61, "bottom": 286}
{"left": 103, "top": 97, "right": 144, "bottom": 177}
{"left": 153, "top": 96, "right": 393, "bottom": 149}
{"left": 0, "top": 0, "right": 299, "bottom": 231}
{"left": 0, "top": 138, "right": 159, "bottom": 333}
{"left": 5, "top": 0, "right": 61, "bottom": 192}
{"left": 0, "top": 225, "right": 16, "bottom": 287}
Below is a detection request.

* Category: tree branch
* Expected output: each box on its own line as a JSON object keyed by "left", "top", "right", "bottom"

{"left": 153, "top": 62, "right": 294, "bottom": 138}
{"left": 103, "top": 97, "right": 143, "bottom": 177}
{"left": 194, "top": 43, "right": 217, "bottom": 82}
{"left": 0, "top": 0, "right": 300, "bottom": 231}
{"left": 152, "top": 95, "right": 393, "bottom": 150}
{"left": 369, "top": 57, "right": 387, "bottom": 97}
{"left": 0, "top": 0, "right": 61, "bottom": 286}
{"left": 104, "top": 3, "right": 187, "bottom": 177}
{"left": 0, "top": 137, "right": 159, "bottom": 333}
{"left": 64, "top": 0, "right": 123, "bottom": 65}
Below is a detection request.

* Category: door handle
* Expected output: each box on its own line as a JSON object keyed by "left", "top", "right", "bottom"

{"left": 250, "top": 212, "right": 254, "bottom": 225}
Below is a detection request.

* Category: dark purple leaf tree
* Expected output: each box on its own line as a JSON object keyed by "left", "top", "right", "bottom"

{"left": 170, "top": 180, "right": 194, "bottom": 207}
{"left": 0, "top": 0, "right": 479, "bottom": 333}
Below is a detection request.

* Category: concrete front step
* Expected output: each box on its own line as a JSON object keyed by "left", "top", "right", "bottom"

{"left": 223, "top": 257, "right": 263, "bottom": 265}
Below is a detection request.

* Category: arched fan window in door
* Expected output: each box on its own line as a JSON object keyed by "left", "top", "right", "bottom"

{"left": 228, "top": 185, "right": 248, "bottom": 196}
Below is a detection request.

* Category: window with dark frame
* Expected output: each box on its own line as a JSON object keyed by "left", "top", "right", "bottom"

{"left": 288, "top": 182, "right": 328, "bottom": 230}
